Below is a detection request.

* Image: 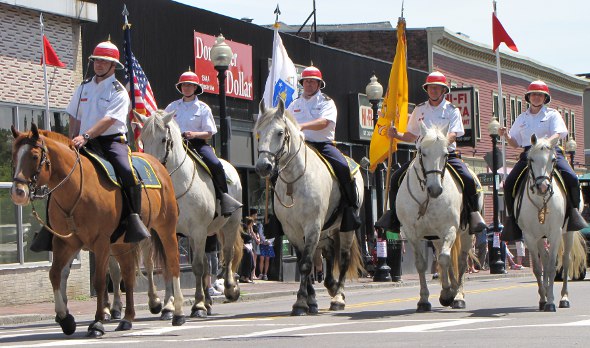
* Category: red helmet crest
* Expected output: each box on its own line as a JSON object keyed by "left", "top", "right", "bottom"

{"left": 422, "top": 71, "right": 449, "bottom": 94}
{"left": 175, "top": 71, "right": 203, "bottom": 95}
{"left": 89, "top": 41, "right": 124, "bottom": 70}
{"left": 299, "top": 66, "right": 326, "bottom": 89}
{"left": 525, "top": 80, "right": 551, "bottom": 104}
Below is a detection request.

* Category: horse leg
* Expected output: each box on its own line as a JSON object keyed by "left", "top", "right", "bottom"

{"left": 87, "top": 246, "right": 110, "bottom": 337}
{"left": 438, "top": 229, "right": 459, "bottom": 307}
{"left": 527, "top": 239, "right": 546, "bottom": 310}
{"left": 411, "top": 239, "right": 431, "bottom": 312}
{"left": 142, "top": 240, "right": 163, "bottom": 316}
{"left": 322, "top": 241, "right": 338, "bottom": 297}
{"left": 452, "top": 233, "right": 471, "bottom": 309}
{"left": 189, "top": 235, "right": 208, "bottom": 318}
{"left": 159, "top": 280, "right": 175, "bottom": 321}
{"left": 329, "top": 231, "right": 355, "bottom": 311}
{"left": 203, "top": 260, "right": 213, "bottom": 316}
{"left": 559, "top": 231, "right": 574, "bottom": 309}
{"left": 107, "top": 255, "right": 123, "bottom": 320}
{"left": 292, "top": 239, "right": 316, "bottom": 316}
{"left": 114, "top": 247, "right": 138, "bottom": 331}
{"left": 543, "top": 233, "right": 561, "bottom": 312}
{"left": 159, "top": 231, "right": 186, "bottom": 326}
{"left": 220, "top": 222, "right": 241, "bottom": 302}
{"left": 49, "top": 243, "right": 79, "bottom": 335}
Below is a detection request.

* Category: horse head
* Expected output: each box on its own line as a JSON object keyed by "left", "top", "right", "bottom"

{"left": 528, "top": 134, "right": 558, "bottom": 195}
{"left": 254, "top": 98, "right": 297, "bottom": 178}
{"left": 10, "top": 123, "right": 51, "bottom": 206}
{"left": 135, "top": 110, "right": 179, "bottom": 166}
{"left": 416, "top": 121, "right": 449, "bottom": 198}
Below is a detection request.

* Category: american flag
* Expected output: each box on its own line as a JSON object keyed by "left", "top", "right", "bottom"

{"left": 123, "top": 51, "right": 157, "bottom": 115}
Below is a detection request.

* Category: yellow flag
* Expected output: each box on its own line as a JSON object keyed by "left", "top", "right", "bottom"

{"left": 368, "top": 18, "right": 408, "bottom": 172}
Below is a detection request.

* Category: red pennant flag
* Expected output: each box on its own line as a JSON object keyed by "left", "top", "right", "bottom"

{"left": 492, "top": 13, "right": 518, "bottom": 52}
{"left": 41, "top": 35, "right": 66, "bottom": 68}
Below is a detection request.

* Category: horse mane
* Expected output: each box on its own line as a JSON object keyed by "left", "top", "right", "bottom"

{"left": 14, "top": 129, "right": 74, "bottom": 150}
{"left": 139, "top": 109, "right": 180, "bottom": 140}
{"left": 254, "top": 104, "right": 299, "bottom": 135}
{"left": 419, "top": 125, "right": 449, "bottom": 149}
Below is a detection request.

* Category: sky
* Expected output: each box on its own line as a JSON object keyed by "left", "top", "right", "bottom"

{"left": 175, "top": 0, "right": 588, "bottom": 76}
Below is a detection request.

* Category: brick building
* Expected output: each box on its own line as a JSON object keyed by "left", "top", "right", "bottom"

{"left": 0, "top": 0, "right": 97, "bottom": 305}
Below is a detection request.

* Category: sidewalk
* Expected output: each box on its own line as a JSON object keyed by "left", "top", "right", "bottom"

{"left": 0, "top": 268, "right": 533, "bottom": 326}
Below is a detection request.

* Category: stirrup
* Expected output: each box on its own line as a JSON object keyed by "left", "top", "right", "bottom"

{"left": 124, "top": 213, "right": 151, "bottom": 243}
{"left": 374, "top": 210, "right": 400, "bottom": 232}
{"left": 220, "top": 193, "right": 243, "bottom": 217}
{"left": 567, "top": 208, "right": 589, "bottom": 231}
{"left": 341, "top": 206, "right": 361, "bottom": 231}
{"left": 29, "top": 227, "right": 53, "bottom": 252}
{"left": 500, "top": 216, "right": 522, "bottom": 242}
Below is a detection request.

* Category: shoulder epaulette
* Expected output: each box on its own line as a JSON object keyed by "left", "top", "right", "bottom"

{"left": 81, "top": 77, "right": 92, "bottom": 85}
{"left": 321, "top": 93, "right": 332, "bottom": 101}
{"left": 112, "top": 81, "right": 125, "bottom": 92}
{"left": 417, "top": 101, "right": 426, "bottom": 107}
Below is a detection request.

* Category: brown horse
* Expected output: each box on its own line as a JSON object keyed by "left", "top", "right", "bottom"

{"left": 10, "top": 124, "right": 186, "bottom": 337}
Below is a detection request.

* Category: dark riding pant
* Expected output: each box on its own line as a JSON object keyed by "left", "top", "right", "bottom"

{"left": 306, "top": 141, "right": 351, "bottom": 187}
{"left": 188, "top": 139, "right": 228, "bottom": 193}
{"left": 94, "top": 134, "right": 138, "bottom": 188}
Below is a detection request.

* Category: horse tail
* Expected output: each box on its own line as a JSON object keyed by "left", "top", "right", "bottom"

{"left": 232, "top": 227, "right": 244, "bottom": 274}
{"left": 450, "top": 233, "right": 461, "bottom": 283}
{"left": 333, "top": 233, "right": 365, "bottom": 280}
{"left": 150, "top": 229, "right": 170, "bottom": 281}
{"left": 557, "top": 231, "right": 587, "bottom": 279}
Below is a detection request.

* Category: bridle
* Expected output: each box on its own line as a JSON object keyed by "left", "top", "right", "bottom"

{"left": 414, "top": 146, "right": 448, "bottom": 191}
{"left": 160, "top": 125, "right": 174, "bottom": 167}
{"left": 525, "top": 146, "right": 556, "bottom": 224}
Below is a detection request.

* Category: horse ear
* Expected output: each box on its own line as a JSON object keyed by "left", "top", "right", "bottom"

{"left": 419, "top": 120, "right": 428, "bottom": 138}
{"left": 162, "top": 110, "right": 175, "bottom": 125}
{"left": 531, "top": 134, "right": 537, "bottom": 145}
{"left": 133, "top": 110, "right": 149, "bottom": 124}
{"left": 10, "top": 125, "right": 19, "bottom": 139}
{"left": 31, "top": 123, "right": 39, "bottom": 139}
{"left": 276, "top": 97, "right": 285, "bottom": 116}
{"left": 259, "top": 99, "right": 267, "bottom": 115}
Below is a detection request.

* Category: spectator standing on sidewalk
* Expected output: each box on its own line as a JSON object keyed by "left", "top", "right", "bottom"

{"left": 205, "top": 235, "right": 222, "bottom": 296}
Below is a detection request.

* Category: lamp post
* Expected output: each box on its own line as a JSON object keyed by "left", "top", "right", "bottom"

{"left": 566, "top": 138, "right": 577, "bottom": 167}
{"left": 210, "top": 34, "right": 233, "bottom": 161}
{"left": 366, "top": 75, "right": 391, "bottom": 282}
{"left": 488, "top": 117, "right": 506, "bottom": 274}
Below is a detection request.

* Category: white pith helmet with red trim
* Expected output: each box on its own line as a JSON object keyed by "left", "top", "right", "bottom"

{"left": 175, "top": 70, "right": 203, "bottom": 95}
{"left": 299, "top": 66, "right": 326, "bottom": 89}
{"left": 525, "top": 80, "right": 551, "bottom": 104}
{"left": 422, "top": 71, "right": 450, "bottom": 94}
{"left": 89, "top": 41, "right": 124, "bottom": 70}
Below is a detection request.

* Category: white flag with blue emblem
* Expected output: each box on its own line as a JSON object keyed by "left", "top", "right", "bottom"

{"left": 263, "top": 27, "right": 297, "bottom": 108}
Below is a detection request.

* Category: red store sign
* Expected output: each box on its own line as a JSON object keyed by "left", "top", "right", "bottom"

{"left": 193, "top": 32, "right": 253, "bottom": 100}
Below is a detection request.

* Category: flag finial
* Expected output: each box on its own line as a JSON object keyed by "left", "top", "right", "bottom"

{"left": 273, "top": 4, "right": 281, "bottom": 28}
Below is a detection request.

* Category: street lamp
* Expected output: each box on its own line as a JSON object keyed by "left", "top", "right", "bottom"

{"left": 488, "top": 117, "right": 506, "bottom": 274}
{"left": 366, "top": 74, "right": 391, "bottom": 282}
{"left": 566, "top": 138, "right": 577, "bottom": 167}
{"left": 210, "top": 33, "right": 233, "bottom": 161}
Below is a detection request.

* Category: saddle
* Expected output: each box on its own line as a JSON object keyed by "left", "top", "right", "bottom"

{"left": 184, "top": 143, "right": 236, "bottom": 186}
{"left": 309, "top": 147, "right": 360, "bottom": 180}
{"left": 514, "top": 166, "right": 566, "bottom": 222}
{"left": 81, "top": 147, "right": 162, "bottom": 188}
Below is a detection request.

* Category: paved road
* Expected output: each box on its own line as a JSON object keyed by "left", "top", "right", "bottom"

{"left": 2, "top": 276, "right": 590, "bottom": 347}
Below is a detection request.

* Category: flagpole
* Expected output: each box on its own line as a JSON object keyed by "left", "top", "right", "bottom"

{"left": 40, "top": 14, "right": 51, "bottom": 130}
{"left": 122, "top": 5, "right": 136, "bottom": 111}
{"left": 493, "top": 1, "right": 508, "bottom": 180}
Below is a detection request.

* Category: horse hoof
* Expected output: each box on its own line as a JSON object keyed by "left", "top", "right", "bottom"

{"left": 190, "top": 309, "right": 207, "bottom": 318}
{"left": 86, "top": 321, "right": 104, "bottom": 338}
{"left": 439, "top": 297, "right": 454, "bottom": 307}
{"left": 308, "top": 304, "right": 319, "bottom": 315}
{"left": 544, "top": 303, "right": 557, "bottom": 312}
{"left": 329, "top": 302, "right": 345, "bottom": 311}
{"left": 111, "top": 309, "right": 122, "bottom": 320}
{"left": 103, "top": 313, "right": 112, "bottom": 322}
{"left": 150, "top": 303, "right": 162, "bottom": 315}
{"left": 172, "top": 315, "right": 186, "bottom": 326}
{"left": 206, "top": 306, "right": 213, "bottom": 316}
{"left": 559, "top": 300, "right": 570, "bottom": 308}
{"left": 539, "top": 301, "right": 547, "bottom": 311}
{"left": 160, "top": 309, "right": 174, "bottom": 321}
{"left": 56, "top": 313, "right": 76, "bottom": 335}
{"left": 291, "top": 307, "right": 308, "bottom": 316}
{"left": 416, "top": 302, "right": 432, "bottom": 313}
{"left": 115, "top": 320, "right": 132, "bottom": 331}
{"left": 225, "top": 287, "right": 240, "bottom": 302}
{"left": 452, "top": 300, "right": 466, "bottom": 309}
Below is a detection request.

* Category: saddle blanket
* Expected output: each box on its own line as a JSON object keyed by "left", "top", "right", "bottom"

{"left": 310, "top": 147, "right": 360, "bottom": 180}
{"left": 185, "top": 143, "right": 235, "bottom": 185}
{"left": 81, "top": 147, "right": 162, "bottom": 188}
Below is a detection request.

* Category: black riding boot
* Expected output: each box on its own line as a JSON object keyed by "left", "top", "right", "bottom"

{"left": 211, "top": 171, "right": 242, "bottom": 217}
{"left": 30, "top": 196, "right": 53, "bottom": 252}
{"left": 374, "top": 208, "right": 401, "bottom": 232}
{"left": 123, "top": 184, "right": 151, "bottom": 243}
{"left": 340, "top": 181, "right": 361, "bottom": 231}
{"left": 567, "top": 188, "right": 589, "bottom": 231}
{"left": 467, "top": 194, "right": 487, "bottom": 234}
{"left": 501, "top": 192, "right": 522, "bottom": 242}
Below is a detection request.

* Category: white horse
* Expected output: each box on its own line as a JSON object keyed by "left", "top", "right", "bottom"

{"left": 516, "top": 135, "right": 586, "bottom": 312}
{"left": 135, "top": 110, "right": 243, "bottom": 318}
{"left": 254, "top": 100, "right": 365, "bottom": 315}
{"left": 398, "top": 121, "right": 478, "bottom": 312}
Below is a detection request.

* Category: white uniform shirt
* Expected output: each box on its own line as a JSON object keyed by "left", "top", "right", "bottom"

{"left": 406, "top": 99, "right": 464, "bottom": 151}
{"left": 287, "top": 90, "right": 337, "bottom": 142}
{"left": 508, "top": 106, "right": 567, "bottom": 147}
{"left": 164, "top": 98, "right": 217, "bottom": 134}
{"left": 66, "top": 74, "right": 130, "bottom": 136}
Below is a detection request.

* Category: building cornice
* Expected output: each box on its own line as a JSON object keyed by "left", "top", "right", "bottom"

{"left": 427, "top": 27, "right": 589, "bottom": 93}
